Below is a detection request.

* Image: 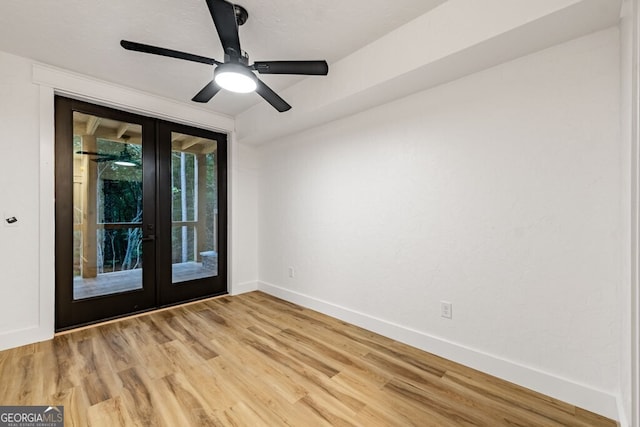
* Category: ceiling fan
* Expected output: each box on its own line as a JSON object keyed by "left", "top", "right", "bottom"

{"left": 76, "top": 145, "right": 140, "bottom": 167}
{"left": 120, "top": 0, "right": 329, "bottom": 112}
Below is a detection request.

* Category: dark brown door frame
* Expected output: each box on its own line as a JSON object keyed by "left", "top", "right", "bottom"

{"left": 54, "top": 96, "right": 228, "bottom": 330}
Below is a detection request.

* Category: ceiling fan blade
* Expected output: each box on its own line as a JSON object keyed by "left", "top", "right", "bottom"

{"left": 255, "top": 78, "right": 291, "bottom": 112}
{"left": 76, "top": 150, "right": 110, "bottom": 157}
{"left": 206, "top": 0, "right": 242, "bottom": 58}
{"left": 192, "top": 80, "right": 222, "bottom": 103}
{"left": 120, "top": 40, "right": 219, "bottom": 65}
{"left": 253, "top": 61, "right": 329, "bottom": 75}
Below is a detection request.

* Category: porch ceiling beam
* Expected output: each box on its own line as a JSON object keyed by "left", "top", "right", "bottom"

{"left": 181, "top": 137, "right": 202, "bottom": 150}
{"left": 116, "top": 123, "right": 130, "bottom": 139}
{"left": 86, "top": 116, "right": 101, "bottom": 135}
{"left": 172, "top": 133, "right": 187, "bottom": 142}
{"left": 91, "top": 130, "right": 142, "bottom": 145}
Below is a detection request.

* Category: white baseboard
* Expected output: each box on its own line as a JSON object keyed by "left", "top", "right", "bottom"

{"left": 257, "top": 281, "right": 620, "bottom": 422}
{"left": 617, "top": 395, "right": 630, "bottom": 427}
{"left": 0, "top": 325, "right": 53, "bottom": 352}
{"left": 231, "top": 280, "right": 259, "bottom": 295}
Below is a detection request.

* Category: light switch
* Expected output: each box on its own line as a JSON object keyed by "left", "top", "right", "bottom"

{"left": 4, "top": 212, "right": 19, "bottom": 227}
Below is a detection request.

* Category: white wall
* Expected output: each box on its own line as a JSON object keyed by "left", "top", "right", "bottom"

{"left": 620, "top": 0, "right": 640, "bottom": 424}
{"left": 0, "top": 51, "right": 45, "bottom": 345}
{"left": 620, "top": 1, "right": 634, "bottom": 425}
{"left": 257, "top": 28, "right": 623, "bottom": 418}
{"left": 230, "top": 140, "right": 260, "bottom": 293}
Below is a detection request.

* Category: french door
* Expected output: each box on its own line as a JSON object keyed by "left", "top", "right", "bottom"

{"left": 55, "top": 97, "right": 227, "bottom": 330}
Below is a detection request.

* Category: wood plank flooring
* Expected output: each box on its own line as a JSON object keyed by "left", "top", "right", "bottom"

{"left": 0, "top": 292, "right": 617, "bottom": 426}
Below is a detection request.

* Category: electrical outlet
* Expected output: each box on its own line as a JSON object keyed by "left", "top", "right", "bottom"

{"left": 288, "top": 267, "right": 295, "bottom": 278}
{"left": 441, "top": 301, "right": 452, "bottom": 319}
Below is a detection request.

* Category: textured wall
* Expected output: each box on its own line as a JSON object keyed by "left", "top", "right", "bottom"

{"left": 258, "top": 28, "right": 622, "bottom": 395}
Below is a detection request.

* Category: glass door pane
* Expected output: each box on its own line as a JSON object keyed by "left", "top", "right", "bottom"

{"left": 72, "top": 112, "right": 144, "bottom": 299}
{"left": 156, "top": 121, "right": 226, "bottom": 306}
{"left": 170, "top": 132, "right": 218, "bottom": 284}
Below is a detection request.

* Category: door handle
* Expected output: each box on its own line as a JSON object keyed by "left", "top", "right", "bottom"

{"left": 142, "top": 235, "right": 156, "bottom": 242}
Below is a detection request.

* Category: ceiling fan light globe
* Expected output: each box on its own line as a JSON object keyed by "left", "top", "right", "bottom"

{"left": 214, "top": 64, "right": 256, "bottom": 93}
{"left": 114, "top": 160, "right": 137, "bottom": 167}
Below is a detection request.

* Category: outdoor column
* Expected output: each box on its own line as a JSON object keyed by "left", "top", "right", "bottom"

{"left": 196, "top": 153, "right": 207, "bottom": 259}
{"left": 81, "top": 135, "right": 98, "bottom": 278}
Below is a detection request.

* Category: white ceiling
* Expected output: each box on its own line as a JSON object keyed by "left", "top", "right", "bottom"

{"left": 0, "top": 0, "right": 446, "bottom": 116}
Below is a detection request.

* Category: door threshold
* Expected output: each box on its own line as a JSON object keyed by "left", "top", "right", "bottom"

{"left": 55, "top": 292, "right": 229, "bottom": 335}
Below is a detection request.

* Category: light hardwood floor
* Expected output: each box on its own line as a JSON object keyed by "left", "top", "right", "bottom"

{"left": 0, "top": 292, "right": 617, "bottom": 426}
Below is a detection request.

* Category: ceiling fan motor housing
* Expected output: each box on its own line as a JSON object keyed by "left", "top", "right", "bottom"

{"left": 234, "top": 4, "right": 248, "bottom": 26}
{"left": 224, "top": 51, "right": 250, "bottom": 65}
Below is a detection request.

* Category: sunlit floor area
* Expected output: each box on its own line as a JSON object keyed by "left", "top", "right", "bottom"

{"left": 73, "top": 262, "right": 218, "bottom": 299}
